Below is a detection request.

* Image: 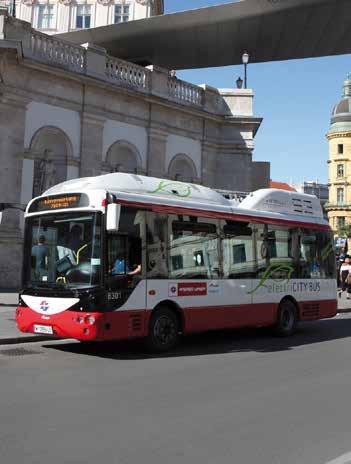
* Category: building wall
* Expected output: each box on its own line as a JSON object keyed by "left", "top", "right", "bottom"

{"left": 327, "top": 133, "right": 351, "bottom": 231}
{"left": 251, "top": 161, "right": 270, "bottom": 191}
{"left": 0, "top": 0, "right": 163, "bottom": 34}
{"left": 0, "top": 14, "right": 267, "bottom": 288}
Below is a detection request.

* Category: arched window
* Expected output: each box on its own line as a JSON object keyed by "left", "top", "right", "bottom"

{"left": 30, "top": 127, "right": 72, "bottom": 197}
{"left": 105, "top": 141, "right": 141, "bottom": 174}
{"left": 168, "top": 154, "right": 197, "bottom": 182}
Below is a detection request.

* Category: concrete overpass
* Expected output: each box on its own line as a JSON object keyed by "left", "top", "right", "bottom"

{"left": 57, "top": 0, "right": 351, "bottom": 69}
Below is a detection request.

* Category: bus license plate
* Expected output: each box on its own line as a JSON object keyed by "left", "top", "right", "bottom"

{"left": 33, "top": 325, "right": 53, "bottom": 335}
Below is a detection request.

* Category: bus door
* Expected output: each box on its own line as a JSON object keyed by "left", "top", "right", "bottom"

{"left": 105, "top": 232, "right": 145, "bottom": 312}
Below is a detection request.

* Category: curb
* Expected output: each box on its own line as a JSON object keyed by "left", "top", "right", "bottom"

{"left": 0, "top": 335, "right": 60, "bottom": 345}
{"left": 0, "top": 304, "right": 17, "bottom": 307}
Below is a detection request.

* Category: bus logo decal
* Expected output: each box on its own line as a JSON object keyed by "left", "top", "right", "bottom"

{"left": 168, "top": 282, "right": 207, "bottom": 297}
{"left": 40, "top": 300, "right": 49, "bottom": 312}
{"left": 248, "top": 264, "right": 294, "bottom": 295}
{"left": 148, "top": 180, "right": 192, "bottom": 198}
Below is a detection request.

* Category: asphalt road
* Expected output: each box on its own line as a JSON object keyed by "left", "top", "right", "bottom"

{"left": 2, "top": 315, "right": 351, "bottom": 464}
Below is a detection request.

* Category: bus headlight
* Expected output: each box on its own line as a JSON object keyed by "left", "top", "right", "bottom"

{"left": 77, "top": 316, "right": 85, "bottom": 324}
{"left": 86, "top": 315, "right": 95, "bottom": 325}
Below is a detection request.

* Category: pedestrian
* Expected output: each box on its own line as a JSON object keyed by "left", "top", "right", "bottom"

{"left": 31, "top": 234, "right": 49, "bottom": 281}
{"left": 339, "top": 257, "right": 351, "bottom": 298}
{"left": 336, "top": 256, "right": 341, "bottom": 289}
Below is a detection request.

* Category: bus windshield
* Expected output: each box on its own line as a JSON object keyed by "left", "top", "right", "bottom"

{"left": 23, "top": 212, "right": 102, "bottom": 289}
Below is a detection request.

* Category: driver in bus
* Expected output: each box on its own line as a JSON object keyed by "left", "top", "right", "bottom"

{"left": 111, "top": 254, "right": 141, "bottom": 276}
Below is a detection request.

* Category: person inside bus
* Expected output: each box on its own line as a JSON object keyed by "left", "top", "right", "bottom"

{"left": 68, "top": 224, "right": 83, "bottom": 252}
{"left": 31, "top": 235, "right": 49, "bottom": 281}
{"left": 111, "top": 254, "right": 141, "bottom": 276}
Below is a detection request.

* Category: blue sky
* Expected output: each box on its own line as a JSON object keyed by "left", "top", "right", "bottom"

{"left": 165, "top": 0, "right": 351, "bottom": 185}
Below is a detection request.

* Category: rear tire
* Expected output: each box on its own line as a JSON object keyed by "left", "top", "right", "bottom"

{"left": 146, "top": 307, "right": 180, "bottom": 352}
{"left": 274, "top": 300, "right": 298, "bottom": 337}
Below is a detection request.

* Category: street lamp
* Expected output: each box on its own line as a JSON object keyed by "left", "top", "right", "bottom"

{"left": 236, "top": 76, "right": 243, "bottom": 89}
{"left": 242, "top": 51, "right": 249, "bottom": 89}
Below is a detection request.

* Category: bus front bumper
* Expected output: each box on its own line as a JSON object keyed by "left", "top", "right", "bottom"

{"left": 15, "top": 306, "right": 107, "bottom": 341}
{"left": 15, "top": 306, "right": 149, "bottom": 341}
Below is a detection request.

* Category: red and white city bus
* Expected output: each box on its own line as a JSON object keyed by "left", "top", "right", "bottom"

{"left": 16, "top": 173, "right": 337, "bottom": 351}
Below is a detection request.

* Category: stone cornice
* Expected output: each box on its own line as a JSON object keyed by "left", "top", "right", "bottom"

{"left": 327, "top": 132, "right": 351, "bottom": 140}
{"left": 328, "top": 157, "right": 349, "bottom": 162}
{"left": 330, "top": 179, "right": 349, "bottom": 185}
{"left": 14, "top": 49, "right": 261, "bottom": 128}
{"left": 0, "top": 88, "right": 31, "bottom": 109}
{"left": 325, "top": 205, "right": 351, "bottom": 211}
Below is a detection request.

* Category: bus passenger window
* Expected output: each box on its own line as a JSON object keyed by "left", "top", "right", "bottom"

{"left": 221, "top": 220, "right": 255, "bottom": 278}
{"left": 169, "top": 216, "right": 219, "bottom": 279}
{"left": 146, "top": 213, "right": 168, "bottom": 279}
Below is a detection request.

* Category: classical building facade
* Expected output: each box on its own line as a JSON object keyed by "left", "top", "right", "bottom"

{"left": 0, "top": 12, "right": 269, "bottom": 289}
{"left": 295, "top": 181, "right": 328, "bottom": 219}
{"left": 0, "top": 0, "right": 163, "bottom": 34}
{"left": 326, "top": 75, "right": 351, "bottom": 233}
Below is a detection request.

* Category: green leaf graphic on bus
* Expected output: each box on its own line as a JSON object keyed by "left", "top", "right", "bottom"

{"left": 147, "top": 180, "right": 192, "bottom": 198}
{"left": 321, "top": 243, "right": 333, "bottom": 261}
{"left": 248, "top": 263, "right": 294, "bottom": 295}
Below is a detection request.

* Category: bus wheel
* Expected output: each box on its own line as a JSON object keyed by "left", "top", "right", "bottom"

{"left": 147, "top": 307, "right": 180, "bottom": 352}
{"left": 274, "top": 300, "right": 298, "bottom": 337}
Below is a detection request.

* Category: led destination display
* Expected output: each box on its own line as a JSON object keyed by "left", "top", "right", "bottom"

{"left": 28, "top": 193, "right": 89, "bottom": 213}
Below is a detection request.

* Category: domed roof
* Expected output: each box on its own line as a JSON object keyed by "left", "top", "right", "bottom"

{"left": 329, "top": 75, "right": 351, "bottom": 134}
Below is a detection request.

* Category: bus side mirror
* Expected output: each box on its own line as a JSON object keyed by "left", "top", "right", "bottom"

{"left": 106, "top": 204, "right": 121, "bottom": 231}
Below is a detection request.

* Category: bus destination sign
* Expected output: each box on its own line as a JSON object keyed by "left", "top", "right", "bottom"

{"left": 29, "top": 193, "right": 89, "bottom": 213}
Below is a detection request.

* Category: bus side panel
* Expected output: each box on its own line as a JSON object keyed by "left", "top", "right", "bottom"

{"left": 251, "top": 279, "right": 337, "bottom": 320}
{"left": 145, "top": 279, "right": 277, "bottom": 334}
{"left": 183, "top": 303, "right": 277, "bottom": 333}
{"left": 298, "top": 299, "right": 337, "bottom": 320}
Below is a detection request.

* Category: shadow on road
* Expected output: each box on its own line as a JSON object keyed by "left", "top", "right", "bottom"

{"left": 43, "top": 315, "right": 351, "bottom": 360}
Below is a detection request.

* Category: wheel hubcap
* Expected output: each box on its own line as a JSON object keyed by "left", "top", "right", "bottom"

{"left": 153, "top": 316, "right": 177, "bottom": 345}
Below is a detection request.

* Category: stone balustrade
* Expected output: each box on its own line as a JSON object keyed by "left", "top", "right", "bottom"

{"left": 0, "top": 11, "right": 254, "bottom": 117}
{"left": 31, "top": 31, "right": 86, "bottom": 73}
{"left": 168, "top": 76, "right": 204, "bottom": 106}
{"left": 106, "top": 55, "right": 150, "bottom": 92}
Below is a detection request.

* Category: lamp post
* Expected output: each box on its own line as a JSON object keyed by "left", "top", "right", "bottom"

{"left": 242, "top": 51, "right": 249, "bottom": 89}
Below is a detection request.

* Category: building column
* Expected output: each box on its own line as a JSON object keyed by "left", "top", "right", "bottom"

{"left": 67, "top": 158, "right": 80, "bottom": 180}
{"left": 147, "top": 126, "right": 168, "bottom": 178}
{"left": 80, "top": 113, "right": 105, "bottom": 177}
{"left": 201, "top": 141, "right": 218, "bottom": 189}
{"left": 0, "top": 93, "right": 29, "bottom": 289}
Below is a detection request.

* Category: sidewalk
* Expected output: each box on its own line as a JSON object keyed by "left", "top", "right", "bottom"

{"left": 0, "top": 292, "right": 350, "bottom": 345}
{"left": 337, "top": 291, "right": 351, "bottom": 312}
{"left": 0, "top": 293, "right": 18, "bottom": 307}
{"left": 0, "top": 293, "right": 58, "bottom": 344}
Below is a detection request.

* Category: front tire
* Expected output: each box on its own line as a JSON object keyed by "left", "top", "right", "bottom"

{"left": 274, "top": 300, "right": 298, "bottom": 337}
{"left": 146, "top": 307, "right": 180, "bottom": 352}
